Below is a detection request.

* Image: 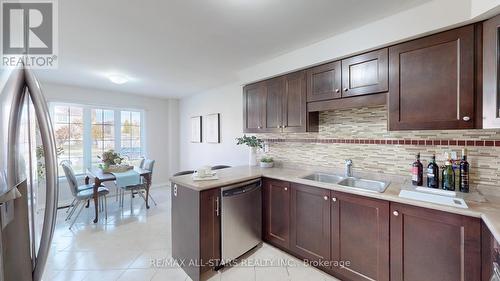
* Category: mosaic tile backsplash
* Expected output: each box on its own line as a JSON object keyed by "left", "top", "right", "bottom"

{"left": 257, "top": 105, "right": 500, "bottom": 189}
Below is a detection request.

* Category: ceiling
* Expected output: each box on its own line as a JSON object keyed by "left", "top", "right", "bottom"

{"left": 35, "top": 0, "right": 432, "bottom": 98}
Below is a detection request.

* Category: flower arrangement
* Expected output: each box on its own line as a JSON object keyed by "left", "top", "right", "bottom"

{"left": 97, "top": 150, "right": 124, "bottom": 167}
{"left": 97, "top": 150, "right": 132, "bottom": 172}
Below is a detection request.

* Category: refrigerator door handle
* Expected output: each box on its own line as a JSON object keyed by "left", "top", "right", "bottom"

{"left": 24, "top": 69, "right": 59, "bottom": 281}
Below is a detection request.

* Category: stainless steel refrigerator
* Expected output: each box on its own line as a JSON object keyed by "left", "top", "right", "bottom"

{"left": 0, "top": 67, "right": 58, "bottom": 281}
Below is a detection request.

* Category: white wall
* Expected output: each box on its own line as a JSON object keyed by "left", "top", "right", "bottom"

{"left": 41, "top": 82, "right": 179, "bottom": 205}
{"left": 179, "top": 82, "right": 248, "bottom": 170}
{"left": 179, "top": 0, "right": 500, "bottom": 169}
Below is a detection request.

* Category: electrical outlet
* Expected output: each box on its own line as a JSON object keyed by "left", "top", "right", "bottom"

{"left": 264, "top": 143, "right": 269, "bottom": 153}
{"left": 450, "top": 151, "right": 458, "bottom": 160}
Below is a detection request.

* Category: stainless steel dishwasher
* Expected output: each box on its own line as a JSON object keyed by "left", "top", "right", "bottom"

{"left": 221, "top": 178, "right": 262, "bottom": 264}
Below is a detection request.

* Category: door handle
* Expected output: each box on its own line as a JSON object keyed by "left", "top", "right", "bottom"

{"left": 215, "top": 196, "right": 220, "bottom": 216}
{"left": 25, "top": 68, "right": 59, "bottom": 281}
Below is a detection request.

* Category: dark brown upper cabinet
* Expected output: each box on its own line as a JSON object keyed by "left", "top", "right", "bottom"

{"left": 390, "top": 202, "right": 481, "bottom": 281}
{"left": 306, "top": 61, "right": 342, "bottom": 102}
{"left": 263, "top": 77, "right": 284, "bottom": 133}
{"left": 243, "top": 82, "right": 265, "bottom": 133}
{"left": 330, "top": 192, "right": 389, "bottom": 281}
{"left": 290, "top": 183, "right": 331, "bottom": 262}
{"left": 388, "top": 25, "right": 475, "bottom": 130}
{"left": 262, "top": 178, "right": 291, "bottom": 250}
{"left": 243, "top": 71, "right": 308, "bottom": 133}
{"left": 483, "top": 14, "right": 500, "bottom": 128}
{"left": 282, "top": 71, "right": 307, "bottom": 132}
{"left": 341, "top": 48, "right": 388, "bottom": 97}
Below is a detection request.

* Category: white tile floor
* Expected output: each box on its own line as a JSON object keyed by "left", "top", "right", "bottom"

{"left": 43, "top": 187, "right": 340, "bottom": 281}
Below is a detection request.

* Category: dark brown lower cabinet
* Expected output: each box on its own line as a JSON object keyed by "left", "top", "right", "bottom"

{"left": 481, "top": 221, "right": 500, "bottom": 281}
{"left": 171, "top": 184, "right": 221, "bottom": 281}
{"left": 330, "top": 192, "right": 389, "bottom": 281}
{"left": 262, "top": 178, "right": 291, "bottom": 250}
{"left": 390, "top": 202, "right": 481, "bottom": 281}
{"left": 290, "top": 183, "right": 331, "bottom": 262}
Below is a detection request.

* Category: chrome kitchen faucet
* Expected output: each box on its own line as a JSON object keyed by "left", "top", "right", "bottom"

{"left": 345, "top": 159, "right": 353, "bottom": 178}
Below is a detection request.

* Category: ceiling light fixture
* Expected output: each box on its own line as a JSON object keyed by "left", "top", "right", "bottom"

{"left": 108, "top": 74, "right": 129, "bottom": 84}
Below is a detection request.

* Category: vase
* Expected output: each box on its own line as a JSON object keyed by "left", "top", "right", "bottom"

{"left": 248, "top": 147, "right": 257, "bottom": 166}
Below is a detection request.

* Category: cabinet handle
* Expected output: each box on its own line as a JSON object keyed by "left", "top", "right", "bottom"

{"left": 173, "top": 184, "right": 178, "bottom": 197}
{"left": 344, "top": 88, "right": 349, "bottom": 92}
{"left": 258, "top": 126, "right": 262, "bottom": 129}
{"left": 462, "top": 116, "right": 471, "bottom": 122}
{"left": 332, "top": 197, "right": 337, "bottom": 202}
{"left": 284, "top": 187, "right": 288, "bottom": 191}
{"left": 215, "top": 197, "right": 220, "bottom": 216}
{"left": 393, "top": 210, "right": 399, "bottom": 216}
{"left": 323, "top": 196, "right": 328, "bottom": 201}
{"left": 335, "top": 89, "right": 340, "bottom": 93}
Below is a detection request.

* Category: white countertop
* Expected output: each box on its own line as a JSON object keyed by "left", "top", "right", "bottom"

{"left": 170, "top": 165, "right": 500, "bottom": 243}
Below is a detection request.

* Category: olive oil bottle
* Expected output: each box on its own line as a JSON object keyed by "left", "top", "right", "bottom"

{"left": 441, "top": 152, "right": 455, "bottom": 191}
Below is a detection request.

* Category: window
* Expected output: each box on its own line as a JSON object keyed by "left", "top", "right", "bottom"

{"left": 53, "top": 105, "right": 84, "bottom": 175}
{"left": 91, "top": 109, "right": 115, "bottom": 166}
{"left": 51, "top": 103, "right": 145, "bottom": 176}
{"left": 120, "top": 111, "right": 142, "bottom": 159}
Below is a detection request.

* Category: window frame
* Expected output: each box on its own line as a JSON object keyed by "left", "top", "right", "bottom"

{"left": 49, "top": 102, "right": 146, "bottom": 177}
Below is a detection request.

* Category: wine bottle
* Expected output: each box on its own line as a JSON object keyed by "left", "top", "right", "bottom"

{"left": 442, "top": 153, "right": 455, "bottom": 191}
{"left": 412, "top": 153, "right": 423, "bottom": 186}
{"left": 459, "top": 148, "right": 470, "bottom": 193}
{"left": 427, "top": 154, "right": 439, "bottom": 188}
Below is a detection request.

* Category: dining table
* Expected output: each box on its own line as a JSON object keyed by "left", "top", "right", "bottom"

{"left": 85, "top": 167, "right": 152, "bottom": 223}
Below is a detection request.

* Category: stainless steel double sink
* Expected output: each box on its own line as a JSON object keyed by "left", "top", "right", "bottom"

{"left": 301, "top": 172, "right": 390, "bottom": 193}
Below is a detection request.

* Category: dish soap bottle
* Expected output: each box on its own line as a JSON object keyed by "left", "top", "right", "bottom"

{"left": 459, "top": 148, "right": 470, "bottom": 193}
{"left": 442, "top": 152, "right": 455, "bottom": 191}
{"left": 412, "top": 153, "right": 423, "bottom": 186}
{"left": 427, "top": 154, "right": 439, "bottom": 188}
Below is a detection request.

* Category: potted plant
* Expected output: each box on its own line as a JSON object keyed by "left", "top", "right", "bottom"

{"left": 260, "top": 156, "right": 274, "bottom": 168}
{"left": 236, "top": 135, "right": 263, "bottom": 166}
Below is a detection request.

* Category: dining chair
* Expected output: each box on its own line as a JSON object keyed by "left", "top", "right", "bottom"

{"left": 61, "top": 160, "right": 92, "bottom": 217}
{"left": 61, "top": 161, "right": 109, "bottom": 229}
{"left": 119, "top": 159, "right": 156, "bottom": 210}
{"left": 173, "top": 170, "right": 195, "bottom": 176}
{"left": 211, "top": 165, "right": 231, "bottom": 170}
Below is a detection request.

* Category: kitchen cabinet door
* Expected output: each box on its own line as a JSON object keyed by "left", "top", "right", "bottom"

{"left": 263, "top": 178, "right": 291, "bottom": 250}
{"left": 330, "top": 192, "right": 389, "bottom": 281}
{"left": 262, "top": 77, "right": 284, "bottom": 133}
{"left": 307, "top": 61, "right": 342, "bottom": 102}
{"left": 341, "top": 49, "right": 388, "bottom": 97}
{"left": 290, "top": 183, "right": 330, "bottom": 262}
{"left": 388, "top": 25, "right": 475, "bottom": 130}
{"left": 172, "top": 184, "right": 221, "bottom": 281}
{"left": 390, "top": 203, "right": 481, "bottom": 281}
{"left": 283, "top": 71, "right": 307, "bottom": 133}
{"left": 243, "top": 82, "right": 265, "bottom": 133}
{"left": 200, "top": 188, "right": 221, "bottom": 270}
{"left": 481, "top": 221, "right": 500, "bottom": 281}
{"left": 483, "top": 15, "right": 500, "bottom": 128}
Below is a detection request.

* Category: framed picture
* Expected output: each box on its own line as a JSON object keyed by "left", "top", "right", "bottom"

{"left": 205, "top": 113, "right": 220, "bottom": 143}
{"left": 190, "top": 116, "right": 202, "bottom": 143}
